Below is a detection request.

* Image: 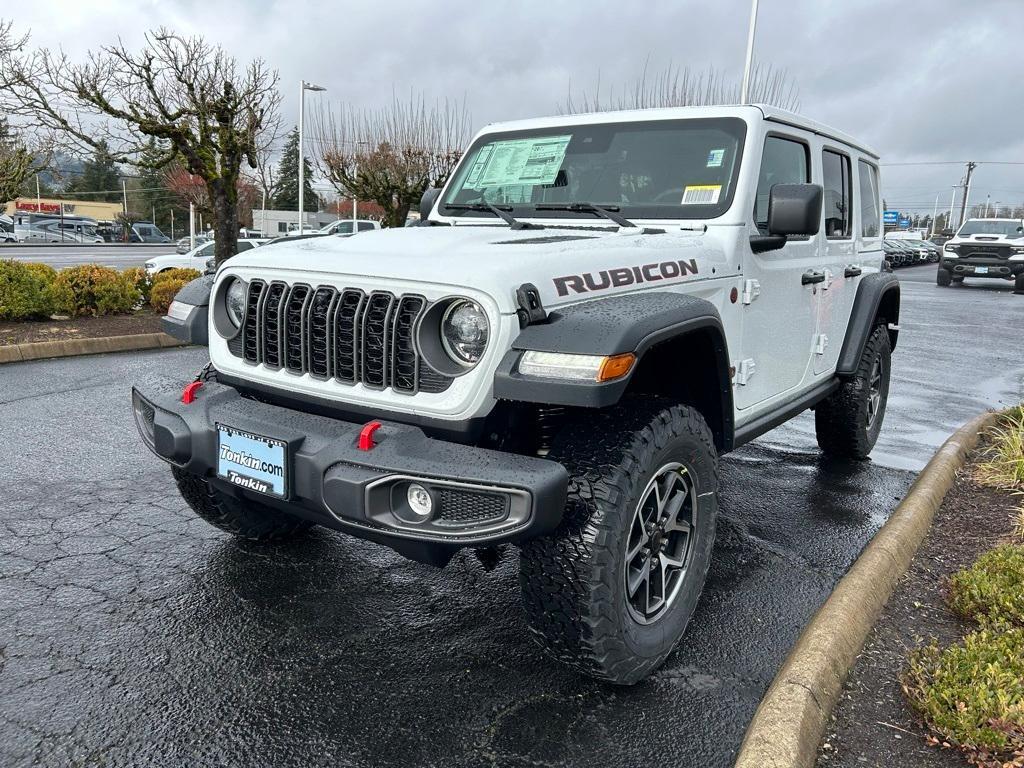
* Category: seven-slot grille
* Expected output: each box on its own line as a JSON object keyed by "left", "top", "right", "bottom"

{"left": 237, "top": 279, "right": 451, "bottom": 394}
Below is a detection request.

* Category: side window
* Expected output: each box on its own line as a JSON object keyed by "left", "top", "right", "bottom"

{"left": 237, "top": 241, "right": 254, "bottom": 252}
{"left": 754, "top": 136, "right": 809, "bottom": 233}
{"left": 822, "top": 150, "right": 852, "bottom": 239}
{"left": 277, "top": 222, "right": 288, "bottom": 233}
{"left": 857, "top": 160, "right": 880, "bottom": 238}
{"left": 357, "top": 222, "right": 375, "bottom": 231}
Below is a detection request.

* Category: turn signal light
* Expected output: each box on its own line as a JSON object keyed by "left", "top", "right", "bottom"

{"left": 597, "top": 353, "right": 636, "bottom": 382}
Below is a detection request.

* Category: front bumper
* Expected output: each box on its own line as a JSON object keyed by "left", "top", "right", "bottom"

{"left": 132, "top": 377, "right": 568, "bottom": 565}
{"left": 941, "top": 256, "right": 1024, "bottom": 278}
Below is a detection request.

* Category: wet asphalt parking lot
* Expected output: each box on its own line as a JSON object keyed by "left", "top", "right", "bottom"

{"left": 0, "top": 244, "right": 175, "bottom": 270}
{"left": 2, "top": 264, "right": 1023, "bottom": 767}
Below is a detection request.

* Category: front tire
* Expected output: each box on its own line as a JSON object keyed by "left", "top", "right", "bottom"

{"left": 1015, "top": 274, "right": 1024, "bottom": 294}
{"left": 172, "top": 467, "right": 313, "bottom": 541}
{"left": 519, "top": 398, "right": 718, "bottom": 685}
{"left": 815, "top": 325, "right": 892, "bottom": 459}
{"left": 936, "top": 267, "right": 952, "bottom": 286}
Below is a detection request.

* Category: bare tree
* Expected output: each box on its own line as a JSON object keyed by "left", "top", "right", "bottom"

{"left": 0, "top": 23, "right": 44, "bottom": 201}
{"left": 312, "top": 93, "right": 471, "bottom": 227}
{"left": 561, "top": 61, "right": 801, "bottom": 114}
{"left": 0, "top": 26, "right": 281, "bottom": 264}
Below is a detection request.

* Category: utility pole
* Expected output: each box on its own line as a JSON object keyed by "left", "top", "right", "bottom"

{"left": 170, "top": 209, "right": 175, "bottom": 240}
{"left": 122, "top": 180, "right": 127, "bottom": 215}
{"left": 957, "top": 161, "right": 976, "bottom": 228}
{"left": 740, "top": 0, "right": 760, "bottom": 104}
{"left": 298, "top": 80, "right": 327, "bottom": 236}
{"left": 189, "top": 202, "right": 195, "bottom": 251}
{"left": 948, "top": 186, "right": 957, "bottom": 231}
{"left": 930, "top": 192, "right": 940, "bottom": 236}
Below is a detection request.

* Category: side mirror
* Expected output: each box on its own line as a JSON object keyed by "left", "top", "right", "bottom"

{"left": 419, "top": 187, "right": 441, "bottom": 220}
{"left": 768, "top": 183, "right": 822, "bottom": 236}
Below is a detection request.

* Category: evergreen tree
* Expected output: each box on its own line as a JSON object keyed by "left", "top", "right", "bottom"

{"left": 271, "top": 127, "right": 318, "bottom": 212}
{"left": 137, "top": 138, "right": 175, "bottom": 232}
{"left": 66, "top": 141, "right": 122, "bottom": 202}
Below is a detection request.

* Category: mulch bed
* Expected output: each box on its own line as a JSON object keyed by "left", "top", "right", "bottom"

{"left": 816, "top": 456, "right": 1018, "bottom": 768}
{"left": 0, "top": 310, "right": 163, "bottom": 346}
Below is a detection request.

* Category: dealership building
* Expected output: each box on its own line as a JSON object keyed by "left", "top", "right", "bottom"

{"left": 3, "top": 197, "right": 124, "bottom": 222}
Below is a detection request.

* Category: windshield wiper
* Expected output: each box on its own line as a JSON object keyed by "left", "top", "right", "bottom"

{"left": 444, "top": 203, "right": 542, "bottom": 230}
{"left": 533, "top": 202, "right": 636, "bottom": 228}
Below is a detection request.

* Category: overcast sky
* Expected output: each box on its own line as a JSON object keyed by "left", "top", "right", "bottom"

{"left": 7, "top": 0, "right": 1024, "bottom": 218}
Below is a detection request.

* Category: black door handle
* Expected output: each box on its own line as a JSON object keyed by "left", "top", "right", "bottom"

{"left": 802, "top": 270, "right": 826, "bottom": 285}
{"left": 844, "top": 265, "right": 863, "bottom": 278}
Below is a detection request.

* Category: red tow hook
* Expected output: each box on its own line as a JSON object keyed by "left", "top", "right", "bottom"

{"left": 181, "top": 381, "right": 204, "bottom": 405}
{"left": 358, "top": 421, "right": 383, "bottom": 451}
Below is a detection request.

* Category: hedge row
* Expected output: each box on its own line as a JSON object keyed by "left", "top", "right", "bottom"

{"left": 0, "top": 260, "right": 200, "bottom": 321}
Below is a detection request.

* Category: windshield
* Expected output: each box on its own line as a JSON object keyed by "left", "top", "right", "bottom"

{"left": 440, "top": 117, "right": 746, "bottom": 221}
{"left": 957, "top": 220, "right": 1023, "bottom": 238}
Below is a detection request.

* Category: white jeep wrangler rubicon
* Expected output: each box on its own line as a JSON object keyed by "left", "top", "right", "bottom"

{"left": 134, "top": 104, "right": 899, "bottom": 685}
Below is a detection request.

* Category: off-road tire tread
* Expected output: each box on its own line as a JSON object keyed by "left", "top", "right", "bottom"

{"left": 172, "top": 467, "right": 312, "bottom": 541}
{"left": 936, "top": 267, "right": 952, "bottom": 286}
{"left": 519, "top": 397, "right": 718, "bottom": 684}
{"left": 814, "top": 325, "right": 890, "bottom": 459}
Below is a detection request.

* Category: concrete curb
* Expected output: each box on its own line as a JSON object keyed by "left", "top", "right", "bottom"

{"left": 0, "top": 333, "right": 187, "bottom": 364}
{"left": 734, "top": 409, "right": 1002, "bottom": 768}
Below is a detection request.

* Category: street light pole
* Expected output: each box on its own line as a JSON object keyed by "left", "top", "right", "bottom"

{"left": 948, "top": 186, "right": 957, "bottom": 231}
{"left": 930, "top": 192, "right": 940, "bottom": 236}
{"left": 297, "top": 80, "right": 326, "bottom": 235}
{"left": 740, "top": 0, "right": 760, "bottom": 104}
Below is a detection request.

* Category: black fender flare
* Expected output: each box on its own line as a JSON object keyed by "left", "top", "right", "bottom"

{"left": 161, "top": 274, "right": 214, "bottom": 346}
{"left": 493, "top": 292, "right": 734, "bottom": 448}
{"left": 836, "top": 273, "right": 900, "bottom": 376}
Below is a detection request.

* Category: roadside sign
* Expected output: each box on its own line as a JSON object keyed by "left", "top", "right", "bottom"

{"left": 883, "top": 210, "right": 899, "bottom": 226}
{"left": 899, "top": 218, "right": 911, "bottom": 229}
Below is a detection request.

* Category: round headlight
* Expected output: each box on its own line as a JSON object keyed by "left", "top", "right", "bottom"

{"left": 225, "top": 279, "right": 247, "bottom": 328}
{"left": 441, "top": 300, "right": 489, "bottom": 366}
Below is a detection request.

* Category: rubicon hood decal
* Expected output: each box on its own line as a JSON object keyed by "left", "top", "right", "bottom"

{"left": 554, "top": 258, "right": 700, "bottom": 297}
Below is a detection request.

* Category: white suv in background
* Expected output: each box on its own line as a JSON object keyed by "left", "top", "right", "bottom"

{"left": 144, "top": 238, "right": 266, "bottom": 275}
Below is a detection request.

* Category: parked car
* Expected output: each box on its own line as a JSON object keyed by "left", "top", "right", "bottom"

{"left": 144, "top": 238, "right": 265, "bottom": 275}
{"left": 130, "top": 222, "right": 171, "bottom": 243}
{"left": 316, "top": 219, "right": 380, "bottom": 236}
{"left": 891, "top": 237, "right": 939, "bottom": 262}
{"left": 138, "top": 104, "right": 899, "bottom": 685}
{"left": 937, "top": 217, "right": 1024, "bottom": 291}
{"left": 882, "top": 239, "right": 911, "bottom": 267}
{"left": 176, "top": 235, "right": 210, "bottom": 254}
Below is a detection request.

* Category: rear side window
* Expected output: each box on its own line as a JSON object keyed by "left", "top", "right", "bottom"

{"left": 858, "top": 161, "right": 880, "bottom": 238}
{"left": 357, "top": 222, "right": 375, "bottom": 231}
{"left": 237, "top": 241, "right": 254, "bottom": 252}
{"left": 822, "top": 150, "right": 852, "bottom": 239}
{"left": 754, "top": 136, "right": 809, "bottom": 233}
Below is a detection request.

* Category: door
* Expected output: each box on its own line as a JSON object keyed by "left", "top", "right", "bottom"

{"left": 735, "top": 134, "right": 820, "bottom": 410}
{"left": 813, "top": 149, "right": 855, "bottom": 375}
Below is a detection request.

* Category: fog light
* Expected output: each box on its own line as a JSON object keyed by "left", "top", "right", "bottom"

{"left": 407, "top": 483, "right": 433, "bottom": 518}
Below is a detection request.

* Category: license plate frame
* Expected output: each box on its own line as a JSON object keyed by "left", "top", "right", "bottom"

{"left": 216, "top": 423, "right": 289, "bottom": 499}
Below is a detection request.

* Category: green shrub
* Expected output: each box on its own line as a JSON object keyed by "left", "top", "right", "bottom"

{"left": 977, "top": 407, "right": 1024, "bottom": 492}
{"left": 150, "top": 278, "right": 189, "bottom": 314}
{"left": 122, "top": 266, "right": 153, "bottom": 305}
{"left": 52, "top": 264, "right": 140, "bottom": 317}
{"left": 0, "top": 259, "right": 55, "bottom": 320}
{"left": 948, "top": 545, "right": 1024, "bottom": 627}
{"left": 152, "top": 268, "right": 201, "bottom": 286}
{"left": 904, "top": 626, "right": 1024, "bottom": 761}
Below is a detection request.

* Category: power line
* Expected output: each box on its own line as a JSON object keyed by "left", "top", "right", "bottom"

{"left": 881, "top": 160, "right": 1024, "bottom": 167}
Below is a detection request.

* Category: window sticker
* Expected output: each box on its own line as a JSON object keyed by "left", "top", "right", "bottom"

{"left": 681, "top": 185, "right": 722, "bottom": 205}
{"left": 463, "top": 135, "right": 572, "bottom": 189}
{"left": 706, "top": 149, "right": 725, "bottom": 167}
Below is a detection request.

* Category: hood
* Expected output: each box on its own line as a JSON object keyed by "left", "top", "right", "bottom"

{"left": 223, "top": 224, "right": 726, "bottom": 313}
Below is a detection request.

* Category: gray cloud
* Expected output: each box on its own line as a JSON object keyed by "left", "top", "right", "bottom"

{"left": 8, "top": 0, "right": 1023, "bottom": 214}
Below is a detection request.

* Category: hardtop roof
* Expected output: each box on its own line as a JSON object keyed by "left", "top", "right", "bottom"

{"left": 479, "top": 103, "right": 880, "bottom": 160}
